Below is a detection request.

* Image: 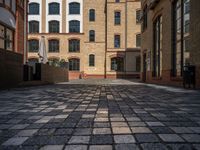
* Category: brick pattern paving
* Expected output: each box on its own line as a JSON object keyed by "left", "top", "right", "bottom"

{"left": 0, "top": 84, "right": 200, "bottom": 150}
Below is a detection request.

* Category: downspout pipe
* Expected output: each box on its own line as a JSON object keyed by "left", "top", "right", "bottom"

{"left": 23, "top": 0, "right": 27, "bottom": 64}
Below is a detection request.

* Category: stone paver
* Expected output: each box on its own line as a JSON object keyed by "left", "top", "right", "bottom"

{"left": 0, "top": 80, "right": 200, "bottom": 149}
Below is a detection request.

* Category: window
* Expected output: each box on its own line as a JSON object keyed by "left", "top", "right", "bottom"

{"left": 111, "top": 57, "right": 124, "bottom": 71}
{"left": 29, "top": 21, "right": 39, "bottom": 33}
{"left": 89, "top": 9, "right": 95, "bottom": 21}
{"left": 89, "top": 54, "right": 95, "bottom": 66}
{"left": 116, "top": 0, "right": 120, "bottom": 2}
{"left": 29, "top": 3, "right": 39, "bottom": 15}
{"left": 28, "top": 40, "right": 39, "bottom": 52}
{"left": 172, "top": 0, "right": 190, "bottom": 77}
{"left": 136, "top": 10, "right": 141, "bottom": 23}
{"left": 49, "top": 21, "right": 59, "bottom": 33}
{"left": 153, "top": 16, "right": 163, "bottom": 77}
{"left": 69, "top": 39, "right": 80, "bottom": 52}
{"left": 114, "top": 35, "right": 120, "bottom": 48}
{"left": 115, "top": 11, "right": 121, "bottom": 25}
{"left": 48, "top": 40, "right": 59, "bottom": 52}
{"left": 69, "top": 20, "right": 80, "bottom": 33}
{"left": 136, "top": 34, "right": 141, "bottom": 47}
{"left": 0, "top": 24, "right": 14, "bottom": 51}
{"left": 142, "top": 5, "right": 147, "bottom": 32}
{"left": 69, "top": 2, "right": 80, "bottom": 14}
{"left": 49, "top": 2, "right": 60, "bottom": 15}
{"left": 136, "top": 56, "right": 141, "bottom": 72}
{"left": 69, "top": 58, "right": 80, "bottom": 71}
{"left": 89, "top": 30, "right": 95, "bottom": 42}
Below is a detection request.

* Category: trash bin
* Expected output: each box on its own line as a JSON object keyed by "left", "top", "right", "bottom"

{"left": 183, "top": 65, "right": 196, "bottom": 89}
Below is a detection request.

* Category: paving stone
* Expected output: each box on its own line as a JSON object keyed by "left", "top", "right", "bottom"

{"left": 68, "top": 136, "right": 90, "bottom": 144}
{"left": 114, "top": 135, "right": 135, "bottom": 143}
{"left": 93, "top": 128, "right": 111, "bottom": 135}
{"left": 112, "top": 127, "right": 131, "bottom": 134}
{"left": 140, "top": 143, "right": 168, "bottom": 150}
{"left": 128, "top": 122, "right": 146, "bottom": 127}
{"left": 135, "top": 134, "right": 160, "bottom": 143}
{"left": 73, "top": 128, "right": 92, "bottom": 135}
{"left": 131, "top": 127, "right": 152, "bottom": 133}
{"left": 167, "top": 144, "right": 193, "bottom": 150}
{"left": 146, "top": 122, "right": 165, "bottom": 126}
{"left": 3, "top": 137, "right": 28, "bottom": 146}
{"left": 10, "top": 124, "right": 29, "bottom": 130}
{"left": 158, "top": 134, "right": 184, "bottom": 142}
{"left": 193, "top": 144, "right": 200, "bottom": 150}
{"left": 16, "top": 129, "right": 38, "bottom": 137}
{"left": 89, "top": 145, "right": 112, "bottom": 150}
{"left": 170, "top": 127, "right": 194, "bottom": 133}
{"left": 40, "top": 145, "right": 64, "bottom": 150}
{"left": 64, "top": 145, "right": 88, "bottom": 150}
{"left": 54, "top": 128, "right": 73, "bottom": 135}
{"left": 90, "top": 135, "right": 113, "bottom": 145}
{"left": 115, "top": 144, "right": 139, "bottom": 150}
{"left": 111, "top": 122, "right": 128, "bottom": 127}
{"left": 181, "top": 134, "right": 200, "bottom": 142}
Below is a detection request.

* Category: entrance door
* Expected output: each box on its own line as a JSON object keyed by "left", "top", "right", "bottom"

{"left": 143, "top": 53, "right": 147, "bottom": 82}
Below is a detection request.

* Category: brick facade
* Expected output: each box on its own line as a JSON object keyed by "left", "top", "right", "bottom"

{"left": 28, "top": 0, "right": 141, "bottom": 80}
{"left": 141, "top": 0, "right": 200, "bottom": 89}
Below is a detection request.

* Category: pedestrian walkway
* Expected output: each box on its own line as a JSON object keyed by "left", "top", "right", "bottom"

{"left": 0, "top": 82, "right": 200, "bottom": 150}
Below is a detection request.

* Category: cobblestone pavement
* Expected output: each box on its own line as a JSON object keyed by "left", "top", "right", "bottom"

{"left": 0, "top": 81, "right": 200, "bottom": 150}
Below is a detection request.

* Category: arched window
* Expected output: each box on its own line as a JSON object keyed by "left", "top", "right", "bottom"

{"left": 48, "top": 39, "right": 59, "bottom": 52}
{"left": 69, "top": 2, "right": 80, "bottom": 14}
{"left": 69, "top": 58, "right": 80, "bottom": 71}
{"left": 89, "top": 30, "right": 95, "bottom": 42}
{"left": 89, "top": 9, "right": 95, "bottom": 21}
{"left": 115, "top": 11, "right": 121, "bottom": 25}
{"left": 29, "top": 3, "right": 39, "bottom": 15}
{"left": 69, "top": 39, "right": 80, "bottom": 52}
{"left": 29, "top": 21, "right": 39, "bottom": 33}
{"left": 49, "top": 21, "right": 59, "bottom": 33}
{"left": 89, "top": 54, "right": 95, "bottom": 67}
{"left": 28, "top": 39, "right": 39, "bottom": 52}
{"left": 111, "top": 57, "right": 124, "bottom": 71}
{"left": 49, "top": 2, "right": 60, "bottom": 15}
{"left": 69, "top": 20, "right": 80, "bottom": 33}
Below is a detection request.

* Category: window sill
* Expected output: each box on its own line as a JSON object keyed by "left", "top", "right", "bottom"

{"left": 68, "top": 51, "right": 80, "bottom": 53}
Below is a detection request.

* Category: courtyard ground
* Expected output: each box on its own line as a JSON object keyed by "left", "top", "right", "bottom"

{"left": 0, "top": 79, "right": 200, "bottom": 150}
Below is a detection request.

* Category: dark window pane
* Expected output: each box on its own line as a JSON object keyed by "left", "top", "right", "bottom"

{"left": 114, "top": 35, "right": 120, "bottom": 48}
{"left": 89, "top": 54, "right": 95, "bottom": 66}
{"left": 115, "top": 12, "right": 121, "bottom": 25}
{"left": 29, "top": 21, "right": 39, "bottom": 33}
{"left": 89, "top": 30, "right": 95, "bottom": 42}
{"left": 69, "top": 39, "right": 80, "bottom": 52}
{"left": 49, "top": 21, "right": 59, "bottom": 33}
{"left": 89, "top": 9, "right": 95, "bottom": 21}
{"left": 111, "top": 57, "right": 124, "bottom": 71}
{"left": 49, "top": 3, "right": 60, "bottom": 15}
{"left": 28, "top": 40, "right": 39, "bottom": 52}
{"left": 69, "top": 2, "right": 80, "bottom": 14}
{"left": 69, "top": 20, "right": 80, "bottom": 33}
{"left": 48, "top": 40, "right": 59, "bottom": 52}
{"left": 69, "top": 59, "right": 80, "bottom": 71}
{"left": 29, "top": 3, "right": 39, "bottom": 15}
{"left": 136, "top": 34, "right": 141, "bottom": 47}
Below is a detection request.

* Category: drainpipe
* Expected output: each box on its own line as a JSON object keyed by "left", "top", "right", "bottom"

{"left": 104, "top": 0, "right": 107, "bottom": 79}
{"left": 23, "top": 0, "right": 27, "bottom": 64}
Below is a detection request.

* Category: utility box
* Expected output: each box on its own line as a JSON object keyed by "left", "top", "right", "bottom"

{"left": 183, "top": 65, "right": 196, "bottom": 89}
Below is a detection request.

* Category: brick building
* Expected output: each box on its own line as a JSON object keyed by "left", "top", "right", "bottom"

{"left": 27, "top": 0, "right": 141, "bottom": 80}
{"left": 0, "top": 0, "right": 27, "bottom": 88}
{"left": 141, "top": 0, "right": 200, "bottom": 88}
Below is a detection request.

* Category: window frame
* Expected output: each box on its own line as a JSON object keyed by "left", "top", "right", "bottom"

{"left": 89, "top": 54, "right": 95, "bottom": 67}
{"left": 48, "top": 39, "right": 59, "bottom": 53}
{"left": 28, "top": 39, "right": 39, "bottom": 53}
{"left": 69, "top": 2, "right": 80, "bottom": 15}
{"left": 48, "top": 20, "right": 60, "bottom": 33}
{"left": 69, "top": 39, "right": 80, "bottom": 52}
{"left": 29, "top": 2, "right": 40, "bottom": 15}
{"left": 69, "top": 58, "right": 80, "bottom": 71}
{"left": 49, "top": 2, "right": 60, "bottom": 15}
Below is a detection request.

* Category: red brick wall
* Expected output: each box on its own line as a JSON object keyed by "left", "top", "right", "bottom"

{"left": 15, "top": 3, "right": 26, "bottom": 55}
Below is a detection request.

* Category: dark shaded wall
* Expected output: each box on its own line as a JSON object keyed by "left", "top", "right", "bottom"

{"left": 0, "top": 49, "right": 23, "bottom": 89}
